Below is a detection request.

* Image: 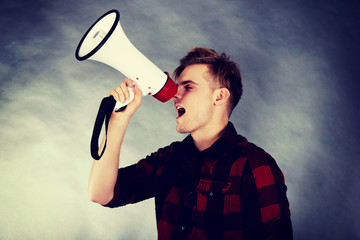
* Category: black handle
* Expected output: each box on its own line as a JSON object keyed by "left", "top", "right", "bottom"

{"left": 90, "top": 96, "right": 116, "bottom": 160}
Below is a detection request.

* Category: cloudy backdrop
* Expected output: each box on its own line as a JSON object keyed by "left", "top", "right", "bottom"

{"left": 1, "top": 0, "right": 359, "bottom": 239}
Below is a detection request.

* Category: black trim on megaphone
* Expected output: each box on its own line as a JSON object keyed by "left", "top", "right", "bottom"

{"left": 75, "top": 9, "right": 120, "bottom": 61}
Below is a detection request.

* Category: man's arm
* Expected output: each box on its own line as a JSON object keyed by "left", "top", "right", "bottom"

{"left": 88, "top": 79, "right": 142, "bottom": 205}
{"left": 242, "top": 151, "right": 293, "bottom": 239}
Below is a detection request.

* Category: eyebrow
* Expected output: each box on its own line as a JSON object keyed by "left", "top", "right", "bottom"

{"left": 178, "top": 80, "right": 198, "bottom": 86}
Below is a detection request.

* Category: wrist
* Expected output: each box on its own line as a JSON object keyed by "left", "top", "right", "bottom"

{"left": 109, "top": 112, "right": 131, "bottom": 128}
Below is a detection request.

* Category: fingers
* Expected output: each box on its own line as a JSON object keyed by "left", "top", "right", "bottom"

{"left": 108, "top": 78, "right": 135, "bottom": 103}
{"left": 124, "top": 78, "right": 134, "bottom": 88}
{"left": 108, "top": 79, "right": 143, "bottom": 117}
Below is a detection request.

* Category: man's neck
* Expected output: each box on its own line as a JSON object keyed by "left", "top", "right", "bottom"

{"left": 191, "top": 120, "right": 228, "bottom": 152}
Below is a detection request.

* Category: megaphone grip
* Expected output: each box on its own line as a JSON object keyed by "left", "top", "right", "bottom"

{"left": 114, "top": 87, "right": 135, "bottom": 112}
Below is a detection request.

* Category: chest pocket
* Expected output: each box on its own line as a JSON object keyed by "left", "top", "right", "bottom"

{"left": 195, "top": 179, "right": 232, "bottom": 214}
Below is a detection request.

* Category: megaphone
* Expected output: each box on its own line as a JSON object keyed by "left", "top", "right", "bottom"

{"left": 75, "top": 9, "right": 177, "bottom": 160}
{"left": 75, "top": 9, "right": 177, "bottom": 111}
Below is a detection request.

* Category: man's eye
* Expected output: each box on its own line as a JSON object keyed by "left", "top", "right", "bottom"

{"left": 184, "top": 85, "right": 192, "bottom": 90}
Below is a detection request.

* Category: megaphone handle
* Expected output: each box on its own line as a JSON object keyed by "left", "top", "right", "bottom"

{"left": 114, "top": 87, "right": 135, "bottom": 112}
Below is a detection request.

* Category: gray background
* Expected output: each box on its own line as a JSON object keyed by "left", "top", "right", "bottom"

{"left": 1, "top": 0, "right": 359, "bottom": 239}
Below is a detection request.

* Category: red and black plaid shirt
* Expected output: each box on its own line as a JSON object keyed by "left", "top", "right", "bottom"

{"left": 105, "top": 122, "right": 293, "bottom": 239}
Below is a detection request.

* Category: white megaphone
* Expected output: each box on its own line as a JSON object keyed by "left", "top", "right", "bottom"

{"left": 75, "top": 9, "right": 177, "bottom": 111}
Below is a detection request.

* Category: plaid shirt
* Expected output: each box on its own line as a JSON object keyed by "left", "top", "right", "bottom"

{"left": 105, "top": 122, "right": 293, "bottom": 239}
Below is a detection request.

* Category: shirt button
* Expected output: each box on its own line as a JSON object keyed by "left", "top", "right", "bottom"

{"left": 181, "top": 226, "right": 186, "bottom": 231}
{"left": 209, "top": 191, "right": 214, "bottom": 197}
{"left": 188, "top": 191, "right": 193, "bottom": 196}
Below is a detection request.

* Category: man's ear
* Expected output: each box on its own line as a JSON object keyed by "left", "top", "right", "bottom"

{"left": 214, "top": 88, "right": 230, "bottom": 106}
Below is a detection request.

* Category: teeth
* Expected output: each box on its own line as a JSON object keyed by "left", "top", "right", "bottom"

{"left": 176, "top": 106, "right": 185, "bottom": 117}
{"left": 176, "top": 106, "right": 184, "bottom": 111}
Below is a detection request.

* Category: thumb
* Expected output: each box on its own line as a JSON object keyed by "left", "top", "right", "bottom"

{"left": 133, "top": 83, "right": 143, "bottom": 97}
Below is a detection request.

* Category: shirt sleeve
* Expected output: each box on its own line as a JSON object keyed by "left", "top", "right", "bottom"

{"left": 103, "top": 145, "right": 173, "bottom": 208}
{"left": 241, "top": 148, "right": 293, "bottom": 239}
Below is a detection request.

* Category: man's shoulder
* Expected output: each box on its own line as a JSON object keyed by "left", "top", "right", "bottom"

{"left": 234, "top": 135, "right": 278, "bottom": 169}
{"left": 159, "top": 139, "right": 185, "bottom": 152}
{"left": 233, "top": 133, "right": 265, "bottom": 155}
{"left": 149, "top": 139, "right": 186, "bottom": 160}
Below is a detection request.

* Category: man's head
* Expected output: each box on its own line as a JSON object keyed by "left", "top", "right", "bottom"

{"left": 173, "top": 47, "right": 243, "bottom": 116}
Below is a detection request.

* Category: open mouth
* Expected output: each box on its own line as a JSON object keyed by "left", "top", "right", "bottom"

{"left": 176, "top": 106, "right": 186, "bottom": 118}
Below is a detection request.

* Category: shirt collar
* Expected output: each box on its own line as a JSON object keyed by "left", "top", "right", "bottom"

{"left": 181, "top": 122, "right": 248, "bottom": 158}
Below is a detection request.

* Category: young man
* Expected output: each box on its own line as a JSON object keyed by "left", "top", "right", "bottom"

{"left": 88, "top": 47, "right": 293, "bottom": 239}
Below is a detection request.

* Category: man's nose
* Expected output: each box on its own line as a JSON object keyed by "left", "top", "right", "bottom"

{"left": 172, "top": 88, "right": 180, "bottom": 100}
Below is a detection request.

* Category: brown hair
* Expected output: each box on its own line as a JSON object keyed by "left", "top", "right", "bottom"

{"left": 173, "top": 47, "right": 243, "bottom": 114}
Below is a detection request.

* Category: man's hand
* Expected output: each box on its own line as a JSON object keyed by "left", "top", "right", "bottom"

{"left": 108, "top": 78, "right": 143, "bottom": 118}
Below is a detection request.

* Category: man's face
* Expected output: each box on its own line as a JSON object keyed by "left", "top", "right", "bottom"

{"left": 173, "top": 64, "right": 216, "bottom": 135}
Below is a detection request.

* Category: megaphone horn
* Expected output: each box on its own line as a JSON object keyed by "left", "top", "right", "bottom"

{"left": 75, "top": 9, "right": 177, "bottom": 111}
{"left": 76, "top": 10, "right": 177, "bottom": 160}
